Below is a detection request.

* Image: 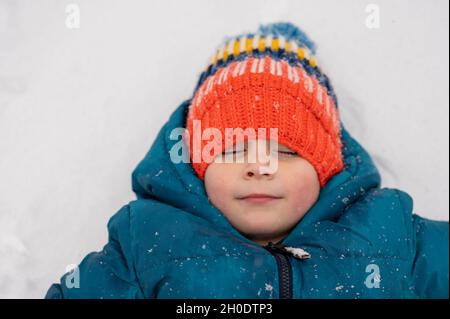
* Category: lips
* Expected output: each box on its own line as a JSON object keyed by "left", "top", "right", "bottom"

{"left": 238, "top": 193, "right": 282, "bottom": 204}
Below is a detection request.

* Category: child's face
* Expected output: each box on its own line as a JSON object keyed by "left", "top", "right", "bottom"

{"left": 204, "top": 139, "right": 320, "bottom": 246}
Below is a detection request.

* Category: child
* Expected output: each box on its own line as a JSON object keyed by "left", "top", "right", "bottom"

{"left": 46, "top": 22, "right": 448, "bottom": 299}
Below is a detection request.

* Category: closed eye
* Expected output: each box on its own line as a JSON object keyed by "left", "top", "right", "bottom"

{"left": 223, "top": 148, "right": 245, "bottom": 154}
{"left": 223, "top": 150, "right": 297, "bottom": 155}
{"left": 276, "top": 149, "right": 299, "bottom": 157}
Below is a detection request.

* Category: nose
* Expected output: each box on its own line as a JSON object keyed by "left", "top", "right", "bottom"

{"left": 243, "top": 162, "right": 275, "bottom": 180}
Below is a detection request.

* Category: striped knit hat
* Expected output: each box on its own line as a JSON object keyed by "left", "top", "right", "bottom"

{"left": 185, "top": 22, "right": 344, "bottom": 187}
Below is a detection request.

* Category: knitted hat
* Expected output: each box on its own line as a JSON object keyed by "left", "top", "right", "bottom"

{"left": 185, "top": 22, "right": 344, "bottom": 187}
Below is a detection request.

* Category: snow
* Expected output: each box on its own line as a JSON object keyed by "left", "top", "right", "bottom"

{"left": 0, "top": 0, "right": 448, "bottom": 298}
{"left": 335, "top": 285, "right": 344, "bottom": 291}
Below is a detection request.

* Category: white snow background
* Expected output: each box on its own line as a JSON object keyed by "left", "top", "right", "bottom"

{"left": 0, "top": 0, "right": 448, "bottom": 298}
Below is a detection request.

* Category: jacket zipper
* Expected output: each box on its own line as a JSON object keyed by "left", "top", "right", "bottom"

{"left": 264, "top": 242, "right": 293, "bottom": 299}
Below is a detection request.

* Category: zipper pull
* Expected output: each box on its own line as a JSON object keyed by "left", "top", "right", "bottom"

{"left": 265, "top": 242, "right": 311, "bottom": 260}
{"left": 283, "top": 246, "right": 311, "bottom": 260}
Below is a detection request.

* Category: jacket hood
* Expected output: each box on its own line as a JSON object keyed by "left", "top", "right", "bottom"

{"left": 131, "top": 98, "right": 381, "bottom": 244}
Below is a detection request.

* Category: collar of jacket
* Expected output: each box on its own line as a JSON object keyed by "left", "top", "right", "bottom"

{"left": 131, "top": 98, "right": 381, "bottom": 248}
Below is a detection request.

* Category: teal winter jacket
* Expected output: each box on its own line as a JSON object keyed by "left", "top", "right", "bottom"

{"left": 46, "top": 99, "right": 449, "bottom": 299}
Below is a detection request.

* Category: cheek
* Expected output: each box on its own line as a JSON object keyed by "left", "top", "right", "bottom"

{"left": 283, "top": 163, "right": 320, "bottom": 209}
{"left": 204, "top": 164, "right": 236, "bottom": 205}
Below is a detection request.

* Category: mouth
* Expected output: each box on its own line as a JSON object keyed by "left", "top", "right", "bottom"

{"left": 237, "top": 193, "right": 283, "bottom": 204}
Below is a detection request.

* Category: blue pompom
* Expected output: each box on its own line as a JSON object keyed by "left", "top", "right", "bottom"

{"left": 258, "top": 22, "right": 317, "bottom": 54}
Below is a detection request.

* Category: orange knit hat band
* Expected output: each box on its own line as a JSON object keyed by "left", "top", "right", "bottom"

{"left": 186, "top": 55, "right": 344, "bottom": 187}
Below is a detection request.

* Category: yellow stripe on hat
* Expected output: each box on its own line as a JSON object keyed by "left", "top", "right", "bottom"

{"left": 233, "top": 39, "right": 241, "bottom": 57}
{"left": 222, "top": 44, "right": 229, "bottom": 61}
{"left": 258, "top": 37, "right": 266, "bottom": 52}
{"left": 309, "top": 57, "right": 317, "bottom": 67}
{"left": 272, "top": 38, "right": 280, "bottom": 51}
{"left": 285, "top": 41, "right": 292, "bottom": 53}
{"left": 245, "top": 37, "right": 253, "bottom": 53}
{"left": 297, "top": 48, "right": 305, "bottom": 60}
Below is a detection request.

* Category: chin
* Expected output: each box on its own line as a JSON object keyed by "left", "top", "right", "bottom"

{"left": 242, "top": 230, "right": 284, "bottom": 244}
{"left": 238, "top": 218, "right": 284, "bottom": 239}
